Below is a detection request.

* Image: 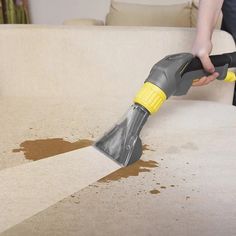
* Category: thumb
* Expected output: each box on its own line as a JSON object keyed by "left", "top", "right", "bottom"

{"left": 199, "top": 54, "right": 215, "bottom": 73}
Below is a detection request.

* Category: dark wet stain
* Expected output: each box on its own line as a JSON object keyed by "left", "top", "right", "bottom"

{"left": 160, "top": 186, "right": 166, "bottom": 189}
{"left": 150, "top": 189, "right": 160, "bottom": 194}
{"left": 13, "top": 138, "right": 94, "bottom": 161}
{"left": 170, "top": 185, "right": 175, "bottom": 187}
{"left": 99, "top": 160, "right": 158, "bottom": 182}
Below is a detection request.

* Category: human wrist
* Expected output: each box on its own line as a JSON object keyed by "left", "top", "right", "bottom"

{"left": 196, "top": 25, "right": 213, "bottom": 41}
{"left": 191, "top": 36, "right": 212, "bottom": 56}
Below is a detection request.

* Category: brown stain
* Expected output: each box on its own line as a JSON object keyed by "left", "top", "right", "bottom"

{"left": 150, "top": 189, "right": 160, "bottom": 194}
{"left": 13, "top": 140, "right": 158, "bottom": 182}
{"left": 160, "top": 186, "right": 166, "bottom": 189}
{"left": 99, "top": 160, "right": 158, "bottom": 183}
{"left": 13, "top": 138, "right": 94, "bottom": 161}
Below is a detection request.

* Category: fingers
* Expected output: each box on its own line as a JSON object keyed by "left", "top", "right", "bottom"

{"left": 199, "top": 53, "right": 215, "bottom": 73}
{"left": 191, "top": 39, "right": 217, "bottom": 86}
{"left": 191, "top": 53, "right": 219, "bottom": 86}
{"left": 192, "top": 72, "right": 219, "bottom": 86}
{"left": 192, "top": 77, "right": 208, "bottom": 86}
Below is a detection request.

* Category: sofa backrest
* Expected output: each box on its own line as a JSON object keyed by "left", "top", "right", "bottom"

{"left": 191, "top": 0, "right": 222, "bottom": 29}
{"left": 106, "top": 0, "right": 222, "bottom": 28}
{"left": 0, "top": 26, "right": 234, "bottom": 104}
{"left": 106, "top": 1, "right": 192, "bottom": 27}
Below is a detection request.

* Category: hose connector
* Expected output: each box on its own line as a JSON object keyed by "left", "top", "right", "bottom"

{"left": 134, "top": 82, "right": 167, "bottom": 114}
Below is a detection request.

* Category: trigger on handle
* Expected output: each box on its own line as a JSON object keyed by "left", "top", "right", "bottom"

{"left": 192, "top": 71, "right": 236, "bottom": 84}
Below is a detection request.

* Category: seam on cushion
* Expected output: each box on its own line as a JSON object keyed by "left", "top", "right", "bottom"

{"left": 110, "top": 1, "right": 118, "bottom": 12}
{"left": 192, "top": 0, "right": 199, "bottom": 9}
{"left": 183, "top": 2, "right": 192, "bottom": 27}
{"left": 190, "top": 2, "right": 193, "bottom": 27}
{"left": 190, "top": 1, "right": 198, "bottom": 27}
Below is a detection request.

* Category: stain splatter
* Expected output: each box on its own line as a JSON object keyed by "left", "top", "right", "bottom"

{"left": 150, "top": 189, "right": 160, "bottom": 194}
{"left": 13, "top": 138, "right": 93, "bottom": 161}
{"left": 99, "top": 160, "right": 158, "bottom": 182}
{"left": 170, "top": 185, "right": 175, "bottom": 187}
{"left": 160, "top": 186, "right": 166, "bottom": 189}
{"left": 186, "top": 196, "right": 190, "bottom": 200}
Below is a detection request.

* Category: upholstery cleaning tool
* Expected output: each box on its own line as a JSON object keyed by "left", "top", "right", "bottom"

{"left": 95, "top": 52, "right": 236, "bottom": 166}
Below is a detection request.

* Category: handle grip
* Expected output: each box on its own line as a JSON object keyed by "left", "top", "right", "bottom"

{"left": 174, "top": 52, "right": 236, "bottom": 96}
{"left": 183, "top": 51, "right": 236, "bottom": 74}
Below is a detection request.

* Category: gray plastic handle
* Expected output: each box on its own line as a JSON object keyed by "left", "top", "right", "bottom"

{"left": 145, "top": 53, "right": 194, "bottom": 98}
{"left": 175, "top": 64, "right": 228, "bottom": 96}
{"left": 145, "top": 53, "right": 231, "bottom": 97}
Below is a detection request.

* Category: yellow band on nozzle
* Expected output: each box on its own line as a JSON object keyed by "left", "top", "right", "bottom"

{"left": 134, "top": 82, "right": 167, "bottom": 114}
{"left": 224, "top": 71, "right": 236, "bottom": 82}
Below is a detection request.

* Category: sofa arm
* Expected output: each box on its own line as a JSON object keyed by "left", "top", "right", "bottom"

{"left": 63, "top": 18, "right": 104, "bottom": 26}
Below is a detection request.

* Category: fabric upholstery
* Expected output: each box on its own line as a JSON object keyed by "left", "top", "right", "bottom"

{"left": 0, "top": 25, "right": 234, "bottom": 104}
{"left": 106, "top": 1, "right": 192, "bottom": 27}
{"left": 63, "top": 18, "right": 104, "bottom": 26}
{"left": 191, "top": 0, "right": 222, "bottom": 28}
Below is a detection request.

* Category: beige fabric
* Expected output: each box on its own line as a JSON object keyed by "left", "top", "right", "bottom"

{"left": 2, "top": 100, "right": 236, "bottom": 236}
{"left": 0, "top": 146, "right": 119, "bottom": 233}
{"left": 106, "top": 1, "right": 192, "bottom": 27}
{"left": 63, "top": 18, "right": 104, "bottom": 26}
{"left": 114, "top": 0, "right": 191, "bottom": 4}
{"left": 191, "top": 0, "right": 223, "bottom": 28}
{"left": 0, "top": 26, "right": 234, "bottom": 104}
{"left": 62, "top": 0, "right": 222, "bottom": 29}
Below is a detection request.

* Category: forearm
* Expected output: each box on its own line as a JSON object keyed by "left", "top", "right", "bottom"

{"left": 196, "top": 0, "right": 224, "bottom": 40}
{"left": 191, "top": 0, "right": 224, "bottom": 86}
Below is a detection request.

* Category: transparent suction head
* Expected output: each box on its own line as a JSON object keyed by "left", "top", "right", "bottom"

{"left": 94, "top": 104, "right": 149, "bottom": 166}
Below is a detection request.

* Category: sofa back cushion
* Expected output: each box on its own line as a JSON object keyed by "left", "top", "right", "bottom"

{"left": 191, "top": 0, "right": 222, "bottom": 28}
{"left": 106, "top": 1, "right": 192, "bottom": 27}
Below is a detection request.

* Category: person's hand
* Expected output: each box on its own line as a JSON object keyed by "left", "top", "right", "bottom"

{"left": 191, "top": 38, "right": 219, "bottom": 86}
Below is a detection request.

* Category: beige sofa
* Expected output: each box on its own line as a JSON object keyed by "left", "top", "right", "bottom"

{"left": 0, "top": 25, "right": 234, "bottom": 104}
{"left": 0, "top": 25, "right": 236, "bottom": 235}
{"left": 64, "top": 0, "right": 222, "bottom": 28}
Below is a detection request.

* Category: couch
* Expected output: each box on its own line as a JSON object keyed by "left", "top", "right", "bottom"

{"left": 0, "top": 25, "right": 234, "bottom": 104}
{"left": 63, "top": 0, "right": 222, "bottom": 29}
